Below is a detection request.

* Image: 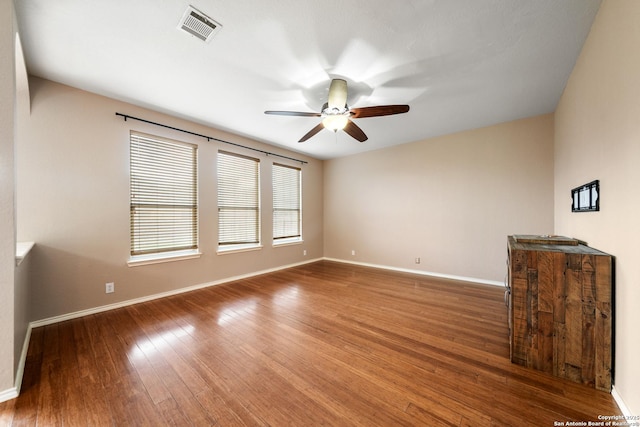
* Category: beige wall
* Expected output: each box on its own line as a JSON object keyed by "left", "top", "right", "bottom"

{"left": 554, "top": 0, "right": 640, "bottom": 414}
{"left": 17, "top": 77, "right": 323, "bottom": 321}
{"left": 324, "top": 114, "right": 554, "bottom": 283}
{"left": 13, "top": 31, "right": 31, "bottom": 383}
{"left": 0, "top": 0, "right": 17, "bottom": 395}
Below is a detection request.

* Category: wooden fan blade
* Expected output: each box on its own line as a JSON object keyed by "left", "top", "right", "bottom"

{"left": 343, "top": 120, "right": 368, "bottom": 142}
{"left": 299, "top": 123, "right": 325, "bottom": 142}
{"left": 328, "top": 79, "right": 348, "bottom": 109}
{"left": 265, "top": 110, "right": 321, "bottom": 117}
{"left": 350, "top": 105, "right": 410, "bottom": 119}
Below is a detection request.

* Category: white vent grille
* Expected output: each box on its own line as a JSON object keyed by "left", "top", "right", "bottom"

{"left": 178, "top": 6, "right": 221, "bottom": 43}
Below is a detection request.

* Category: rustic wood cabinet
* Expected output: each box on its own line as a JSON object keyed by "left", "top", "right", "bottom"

{"left": 507, "top": 235, "right": 613, "bottom": 391}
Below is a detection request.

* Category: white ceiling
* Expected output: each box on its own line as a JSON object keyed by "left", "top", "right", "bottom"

{"left": 15, "top": 0, "right": 601, "bottom": 160}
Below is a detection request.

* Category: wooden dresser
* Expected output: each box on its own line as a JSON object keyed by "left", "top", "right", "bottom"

{"left": 507, "top": 235, "right": 613, "bottom": 391}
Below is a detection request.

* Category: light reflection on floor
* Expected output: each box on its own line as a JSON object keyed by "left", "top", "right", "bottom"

{"left": 128, "top": 284, "right": 302, "bottom": 361}
{"left": 128, "top": 324, "right": 195, "bottom": 361}
{"left": 272, "top": 285, "right": 300, "bottom": 308}
{"left": 217, "top": 298, "right": 258, "bottom": 326}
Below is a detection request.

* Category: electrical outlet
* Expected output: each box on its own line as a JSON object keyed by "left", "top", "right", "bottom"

{"left": 415, "top": 257, "right": 421, "bottom": 264}
{"left": 351, "top": 250, "right": 356, "bottom": 256}
{"left": 303, "top": 249, "right": 307, "bottom": 256}
{"left": 105, "top": 282, "right": 115, "bottom": 294}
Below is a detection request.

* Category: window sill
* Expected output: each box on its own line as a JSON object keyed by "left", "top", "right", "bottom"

{"left": 217, "top": 244, "right": 263, "bottom": 255}
{"left": 16, "top": 241, "right": 35, "bottom": 267}
{"left": 273, "top": 238, "right": 303, "bottom": 247}
{"left": 128, "top": 250, "right": 202, "bottom": 267}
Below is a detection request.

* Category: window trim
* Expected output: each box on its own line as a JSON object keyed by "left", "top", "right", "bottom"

{"left": 128, "top": 249, "right": 202, "bottom": 267}
{"left": 272, "top": 162, "right": 302, "bottom": 245}
{"left": 216, "top": 243, "right": 263, "bottom": 255}
{"left": 129, "top": 132, "right": 199, "bottom": 263}
{"left": 217, "top": 150, "right": 261, "bottom": 251}
{"left": 273, "top": 237, "right": 304, "bottom": 248}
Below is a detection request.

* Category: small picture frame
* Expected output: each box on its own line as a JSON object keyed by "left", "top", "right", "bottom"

{"left": 571, "top": 180, "right": 599, "bottom": 212}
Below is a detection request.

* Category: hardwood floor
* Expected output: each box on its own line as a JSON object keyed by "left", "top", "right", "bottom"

{"left": 0, "top": 260, "right": 621, "bottom": 426}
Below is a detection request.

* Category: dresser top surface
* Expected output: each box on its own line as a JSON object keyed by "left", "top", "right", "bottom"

{"left": 508, "top": 235, "right": 611, "bottom": 256}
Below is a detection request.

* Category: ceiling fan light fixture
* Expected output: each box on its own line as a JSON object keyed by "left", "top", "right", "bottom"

{"left": 265, "top": 78, "right": 409, "bottom": 142}
{"left": 322, "top": 114, "right": 349, "bottom": 131}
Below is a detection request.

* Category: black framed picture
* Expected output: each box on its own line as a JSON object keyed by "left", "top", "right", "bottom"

{"left": 571, "top": 180, "right": 599, "bottom": 212}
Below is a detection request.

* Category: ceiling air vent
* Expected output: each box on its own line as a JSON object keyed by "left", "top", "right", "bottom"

{"left": 178, "top": 6, "right": 222, "bottom": 43}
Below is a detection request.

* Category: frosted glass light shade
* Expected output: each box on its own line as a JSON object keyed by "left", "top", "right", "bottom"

{"left": 322, "top": 115, "right": 349, "bottom": 131}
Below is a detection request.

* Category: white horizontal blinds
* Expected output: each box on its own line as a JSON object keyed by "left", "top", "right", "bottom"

{"left": 273, "top": 163, "right": 301, "bottom": 241}
{"left": 130, "top": 132, "right": 198, "bottom": 256}
{"left": 217, "top": 151, "right": 260, "bottom": 246}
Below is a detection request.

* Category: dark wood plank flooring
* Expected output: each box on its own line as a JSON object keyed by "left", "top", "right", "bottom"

{"left": 0, "top": 260, "right": 621, "bottom": 426}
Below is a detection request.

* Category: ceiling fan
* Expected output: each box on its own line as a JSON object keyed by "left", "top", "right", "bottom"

{"left": 265, "top": 79, "right": 410, "bottom": 143}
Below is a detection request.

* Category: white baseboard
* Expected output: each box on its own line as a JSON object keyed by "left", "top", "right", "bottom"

{"left": 14, "top": 325, "right": 31, "bottom": 394}
{"left": 30, "top": 257, "right": 323, "bottom": 329}
{"left": 323, "top": 257, "right": 504, "bottom": 287}
{"left": 612, "top": 386, "right": 635, "bottom": 418}
{"left": 0, "top": 320, "right": 33, "bottom": 403}
{"left": 0, "top": 387, "right": 18, "bottom": 404}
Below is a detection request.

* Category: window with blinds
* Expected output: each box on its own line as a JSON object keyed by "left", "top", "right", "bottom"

{"left": 273, "top": 163, "right": 301, "bottom": 243}
{"left": 217, "top": 151, "right": 260, "bottom": 249}
{"left": 130, "top": 132, "right": 198, "bottom": 257}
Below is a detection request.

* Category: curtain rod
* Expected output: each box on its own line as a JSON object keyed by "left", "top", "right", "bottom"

{"left": 115, "top": 112, "right": 308, "bottom": 165}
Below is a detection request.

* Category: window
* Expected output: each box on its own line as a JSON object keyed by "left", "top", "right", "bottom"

{"left": 129, "top": 132, "right": 198, "bottom": 260}
{"left": 217, "top": 151, "right": 260, "bottom": 251}
{"left": 272, "top": 163, "right": 302, "bottom": 244}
